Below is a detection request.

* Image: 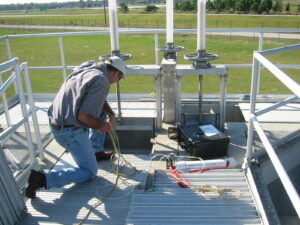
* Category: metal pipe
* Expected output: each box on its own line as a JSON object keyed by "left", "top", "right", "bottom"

{"left": 5, "top": 38, "right": 12, "bottom": 59}
{"left": 256, "top": 32, "right": 264, "bottom": 94}
{"left": 175, "top": 74, "right": 181, "bottom": 123}
{"left": 154, "top": 33, "right": 159, "bottom": 66}
{"left": 260, "top": 43, "right": 300, "bottom": 56}
{"left": 1, "top": 28, "right": 300, "bottom": 40}
{"left": 198, "top": 74, "right": 203, "bottom": 122}
{"left": 0, "top": 72, "right": 16, "bottom": 95}
{"left": 116, "top": 82, "right": 122, "bottom": 124}
{"left": 13, "top": 60, "right": 35, "bottom": 161}
{"left": 0, "top": 58, "right": 18, "bottom": 70}
{"left": 58, "top": 36, "right": 67, "bottom": 80}
{"left": 23, "top": 63, "right": 44, "bottom": 160}
{"left": 254, "top": 52, "right": 300, "bottom": 98}
{"left": 0, "top": 72, "right": 11, "bottom": 126}
{"left": 219, "top": 74, "right": 227, "bottom": 131}
{"left": 255, "top": 95, "right": 299, "bottom": 117}
{"left": 244, "top": 163, "right": 270, "bottom": 225}
{"left": 155, "top": 74, "right": 162, "bottom": 129}
{"left": 246, "top": 56, "right": 260, "bottom": 162}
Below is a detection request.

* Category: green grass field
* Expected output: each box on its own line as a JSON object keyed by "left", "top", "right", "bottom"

{"left": 0, "top": 14, "right": 299, "bottom": 29}
{"left": 0, "top": 28, "right": 299, "bottom": 96}
{"left": 0, "top": 7, "right": 299, "bottom": 96}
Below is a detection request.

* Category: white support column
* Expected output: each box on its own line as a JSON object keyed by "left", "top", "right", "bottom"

{"left": 58, "top": 36, "right": 67, "bottom": 80}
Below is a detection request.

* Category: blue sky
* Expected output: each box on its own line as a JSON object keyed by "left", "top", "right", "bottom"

{"left": 0, "top": 0, "right": 77, "bottom": 5}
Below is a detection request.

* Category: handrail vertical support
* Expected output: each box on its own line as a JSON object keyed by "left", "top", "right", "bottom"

{"left": 58, "top": 36, "right": 67, "bottom": 80}
{"left": 23, "top": 63, "right": 44, "bottom": 160}
{"left": 13, "top": 59, "right": 35, "bottom": 161}
{"left": 156, "top": 73, "right": 162, "bottom": 130}
{"left": 155, "top": 33, "right": 159, "bottom": 66}
{"left": 219, "top": 73, "right": 227, "bottom": 131}
{"left": 246, "top": 55, "right": 260, "bottom": 162}
{"left": 257, "top": 32, "right": 264, "bottom": 94}
{"left": 198, "top": 74, "right": 203, "bottom": 122}
{"left": 175, "top": 74, "right": 181, "bottom": 123}
{"left": 0, "top": 72, "right": 11, "bottom": 127}
{"left": 5, "top": 38, "right": 12, "bottom": 60}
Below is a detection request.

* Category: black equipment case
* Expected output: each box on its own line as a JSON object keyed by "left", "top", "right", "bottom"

{"left": 178, "top": 124, "right": 230, "bottom": 159}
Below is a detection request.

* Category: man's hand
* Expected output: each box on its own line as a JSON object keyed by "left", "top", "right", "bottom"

{"left": 107, "top": 114, "right": 116, "bottom": 130}
{"left": 97, "top": 121, "right": 112, "bottom": 133}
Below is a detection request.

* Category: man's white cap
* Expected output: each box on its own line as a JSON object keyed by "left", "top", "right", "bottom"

{"left": 105, "top": 56, "right": 126, "bottom": 79}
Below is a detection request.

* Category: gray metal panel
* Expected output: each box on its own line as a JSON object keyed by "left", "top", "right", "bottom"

{"left": 0, "top": 148, "right": 26, "bottom": 225}
{"left": 21, "top": 153, "right": 151, "bottom": 225}
{"left": 126, "top": 169, "right": 263, "bottom": 225}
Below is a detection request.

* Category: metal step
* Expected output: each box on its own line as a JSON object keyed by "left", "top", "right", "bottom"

{"left": 126, "top": 169, "right": 263, "bottom": 225}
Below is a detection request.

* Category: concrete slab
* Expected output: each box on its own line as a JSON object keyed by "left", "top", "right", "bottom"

{"left": 239, "top": 103, "right": 300, "bottom": 123}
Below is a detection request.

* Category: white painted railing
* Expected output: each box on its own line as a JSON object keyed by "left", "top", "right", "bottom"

{"left": 245, "top": 43, "right": 300, "bottom": 219}
{"left": 0, "top": 58, "right": 43, "bottom": 191}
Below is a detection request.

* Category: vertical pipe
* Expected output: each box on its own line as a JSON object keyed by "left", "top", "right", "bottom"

{"left": 0, "top": 72, "right": 11, "bottom": 127}
{"left": 58, "top": 36, "right": 67, "bottom": 80}
{"left": 23, "top": 63, "right": 44, "bottom": 160}
{"left": 197, "top": 0, "right": 206, "bottom": 51}
{"left": 246, "top": 55, "right": 260, "bottom": 162}
{"left": 5, "top": 38, "right": 12, "bottom": 59}
{"left": 156, "top": 74, "right": 162, "bottom": 130}
{"left": 108, "top": 0, "right": 119, "bottom": 51}
{"left": 5, "top": 38, "right": 18, "bottom": 93}
{"left": 13, "top": 60, "right": 35, "bottom": 161}
{"left": 257, "top": 32, "right": 264, "bottom": 94}
{"left": 155, "top": 33, "right": 159, "bottom": 65}
{"left": 166, "top": 0, "right": 173, "bottom": 44}
{"left": 198, "top": 74, "right": 203, "bottom": 122}
{"left": 116, "top": 82, "right": 122, "bottom": 124}
{"left": 175, "top": 75, "right": 181, "bottom": 123}
{"left": 219, "top": 73, "right": 227, "bottom": 131}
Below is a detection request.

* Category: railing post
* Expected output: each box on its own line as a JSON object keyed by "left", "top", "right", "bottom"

{"left": 5, "top": 37, "right": 18, "bottom": 93}
{"left": 116, "top": 81, "right": 122, "bottom": 124}
{"left": 198, "top": 74, "right": 203, "bottom": 122}
{"left": 175, "top": 74, "right": 181, "bottom": 123}
{"left": 155, "top": 73, "right": 162, "bottom": 130}
{"left": 13, "top": 59, "right": 35, "bottom": 161}
{"left": 219, "top": 73, "right": 227, "bottom": 131}
{"left": 23, "top": 63, "right": 44, "bottom": 160}
{"left": 0, "top": 72, "right": 11, "bottom": 127}
{"left": 257, "top": 32, "right": 264, "bottom": 94}
{"left": 58, "top": 36, "right": 67, "bottom": 80}
{"left": 246, "top": 54, "right": 260, "bottom": 163}
{"left": 5, "top": 38, "right": 12, "bottom": 60}
{"left": 155, "top": 33, "right": 159, "bottom": 66}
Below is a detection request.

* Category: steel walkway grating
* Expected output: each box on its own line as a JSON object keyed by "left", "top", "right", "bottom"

{"left": 21, "top": 154, "right": 151, "bottom": 225}
{"left": 126, "top": 169, "right": 263, "bottom": 225}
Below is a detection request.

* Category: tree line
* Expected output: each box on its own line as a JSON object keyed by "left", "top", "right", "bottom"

{"left": 176, "top": 0, "right": 298, "bottom": 14}
{"left": 0, "top": 0, "right": 299, "bottom": 15}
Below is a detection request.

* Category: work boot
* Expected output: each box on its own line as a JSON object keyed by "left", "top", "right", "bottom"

{"left": 25, "top": 170, "right": 47, "bottom": 199}
{"left": 95, "top": 151, "right": 114, "bottom": 161}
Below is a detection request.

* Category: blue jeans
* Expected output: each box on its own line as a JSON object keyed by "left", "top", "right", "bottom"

{"left": 45, "top": 113, "right": 106, "bottom": 189}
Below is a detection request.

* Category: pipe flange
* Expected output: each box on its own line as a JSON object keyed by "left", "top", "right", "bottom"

{"left": 184, "top": 52, "right": 218, "bottom": 62}
{"left": 100, "top": 53, "right": 132, "bottom": 61}
{"left": 157, "top": 45, "right": 184, "bottom": 53}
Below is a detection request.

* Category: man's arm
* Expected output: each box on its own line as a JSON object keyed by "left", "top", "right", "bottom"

{"left": 77, "top": 112, "right": 111, "bottom": 133}
{"left": 102, "top": 101, "right": 116, "bottom": 129}
{"left": 102, "top": 101, "right": 115, "bottom": 116}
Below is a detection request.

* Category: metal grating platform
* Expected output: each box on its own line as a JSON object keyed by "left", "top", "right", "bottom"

{"left": 126, "top": 169, "right": 263, "bottom": 225}
{"left": 21, "top": 153, "right": 151, "bottom": 225}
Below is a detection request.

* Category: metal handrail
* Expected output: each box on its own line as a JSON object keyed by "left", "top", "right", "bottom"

{"left": 0, "top": 58, "right": 42, "bottom": 190}
{"left": 246, "top": 43, "right": 300, "bottom": 219}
